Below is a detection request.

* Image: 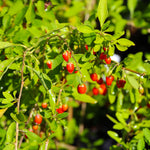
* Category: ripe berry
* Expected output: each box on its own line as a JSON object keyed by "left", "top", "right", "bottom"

{"left": 99, "top": 84, "right": 107, "bottom": 95}
{"left": 97, "top": 77, "right": 103, "bottom": 84}
{"left": 56, "top": 106, "right": 64, "bottom": 114}
{"left": 106, "top": 75, "right": 114, "bottom": 86}
{"left": 92, "top": 87, "right": 99, "bottom": 95}
{"left": 78, "top": 84, "right": 87, "bottom": 94}
{"left": 100, "top": 52, "right": 107, "bottom": 60}
{"left": 66, "top": 62, "right": 74, "bottom": 73}
{"left": 46, "top": 60, "right": 52, "bottom": 69}
{"left": 32, "top": 125, "right": 38, "bottom": 130}
{"left": 41, "top": 102, "right": 48, "bottom": 109}
{"left": 34, "top": 114, "right": 42, "bottom": 125}
{"left": 74, "top": 70, "right": 78, "bottom": 73}
{"left": 90, "top": 73, "right": 98, "bottom": 81}
{"left": 103, "top": 47, "right": 109, "bottom": 51}
{"left": 85, "top": 44, "right": 88, "bottom": 50}
{"left": 116, "top": 79, "right": 126, "bottom": 88}
{"left": 105, "top": 57, "right": 111, "bottom": 64}
{"left": 62, "top": 50, "right": 71, "bottom": 62}
{"left": 62, "top": 104, "right": 68, "bottom": 112}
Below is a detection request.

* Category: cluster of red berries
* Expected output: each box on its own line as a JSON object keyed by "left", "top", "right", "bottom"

{"left": 46, "top": 45, "right": 126, "bottom": 97}
{"left": 90, "top": 72, "right": 126, "bottom": 96}
{"left": 56, "top": 104, "right": 68, "bottom": 114}
{"left": 99, "top": 47, "right": 111, "bottom": 64}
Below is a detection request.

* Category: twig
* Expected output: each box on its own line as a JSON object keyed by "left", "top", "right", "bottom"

{"left": 45, "top": 138, "right": 49, "bottom": 150}
{"left": 15, "top": 52, "right": 26, "bottom": 150}
{"left": 18, "top": 107, "right": 35, "bottom": 148}
{"left": 57, "top": 78, "right": 66, "bottom": 105}
{"left": 123, "top": 67, "right": 146, "bottom": 76}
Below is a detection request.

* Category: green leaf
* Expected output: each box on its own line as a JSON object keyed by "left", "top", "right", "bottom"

{"left": 137, "top": 137, "right": 145, "bottom": 150}
{"left": 127, "top": 0, "right": 137, "bottom": 18}
{"left": 23, "top": 129, "right": 42, "bottom": 143}
{"left": 116, "top": 112, "right": 126, "bottom": 125}
{"left": 3, "top": 144, "right": 15, "bottom": 150}
{"left": 129, "top": 88, "right": 135, "bottom": 103}
{"left": 6, "top": 122, "right": 16, "bottom": 143}
{"left": 113, "top": 123, "right": 124, "bottom": 130}
{"left": 126, "top": 75, "right": 139, "bottom": 89}
{"left": 143, "top": 128, "right": 150, "bottom": 145}
{"left": 107, "top": 131, "right": 121, "bottom": 143}
{"left": 0, "top": 42, "right": 16, "bottom": 49}
{"left": 116, "top": 44, "right": 128, "bottom": 51}
{"left": 97, "top": 0, "right": 108, "bottom": 28}
{"left": 27, "top": 66, "right": 52, "bottom": 90}
{"left": 102, "top": 21, "right": 110, "bottom": 31}
{"left": 0, "top": 57, "right": 20, "bottom": 80}
{"left": 14, "top": 6, "right": 28, "bottom": 25}
{"left": 2, "top": 14, "right": 11, "bottom": 30}
{"left": 117, "top": 92, "right": 123, "bottom": 111}
{"left": 72, "top": 88, "right": 97, "bottom": 104}
{"left": 117, "top": 38, "right": 135, "bottom": 47}
{"left": 57, "top": 112, "right": 69, "bottom": 119}
{"left": 48, "top": 89, "right": 56, "bottom": 114}
{"left": 106, "top": 114, "right": 118, "bottom": 124}
{"left": 77, "top": 24, "right": 94, "bottom": 33}
{"left": 2, "top": 92, "right": 14, "bottom": 101}
{"left": 50, "top": 120, "right": 58, "bottom": 131}
{"left": 108, "top": 45, "right": 115, "bottom": 56}
{"left": 52, "top": 54, "right": 64, "bottom": 70}
{"left": 0, "top": 108, "right": 8, "bottom": 118}
{"left": 25, "top": 1, "right": 35, "bottom": 24}
{"left": 10, "top": 113, "right": 27, "bottom": 123}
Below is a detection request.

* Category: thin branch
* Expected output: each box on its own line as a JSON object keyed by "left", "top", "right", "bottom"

{"left": 18, "top": 107, "right": 35, "bottom": 148}
{"left": 123, "top": 67, "right": 146, "bottom": 76}
{"left": 45, "top": 138, "right": 49, "bottom": 150}
{"left": 57, "top": 78, "right": 66, "bottom": 105}
{"left": 15, "top": 52, "right": 26, "bottom": 150}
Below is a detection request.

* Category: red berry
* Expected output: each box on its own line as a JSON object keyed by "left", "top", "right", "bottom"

{"left": 62, "top": 104, "right": 68, "bottom": 111}
{"left": 97, "top": 77, "right": 103, "bottom": 84}
{"left": 77, "top": 84, "right": 87, "bottom": 94}
{"left": 106, "top": 75, "right": 114, "bottom": 86}
{"left": 103, "top": 47, "right": 109, "bottom": 51}
{"left": 66, "top": 62, "right": 74, "bottom": 73}
{"left": 41, "top": 102, "right": 48, "bottom": 109}
{"left": 105, "top": 57, "right": 111, "bottom": 64}
{"left": 34, "top": 114, "right": 42, "bottom": 125}
{"left": 99, "top": 84, "right": 107, "bottom": 95}
{"left": 56, "top": 106, "right": 64, "bottom": 114}
{"left": 46, "top": 60, "right": 52, "bottom": 69}
{"left": 100, "top": 52, "right": 107, "bottom": 60}
{"left": 90, "top": 73, "right": 98, "bottom": 81}
{"left": 32, "top": 125, "right": 38, "bottom": 130}
{"left": 62, "top": 50, "right": 71, "bottom": 62}
{"left": 92, "top": 87, "right": 99, "bottom": 95}
{"left": 85, "top": 44, "right": 88, "bottom": 50}
{"left": 116, "top": 79, "right": 126, "bottom": 88}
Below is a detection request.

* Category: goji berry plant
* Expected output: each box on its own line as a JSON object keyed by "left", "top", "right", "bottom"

{"left": 0, "top": 0, "right": 150, "bottom": 150}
